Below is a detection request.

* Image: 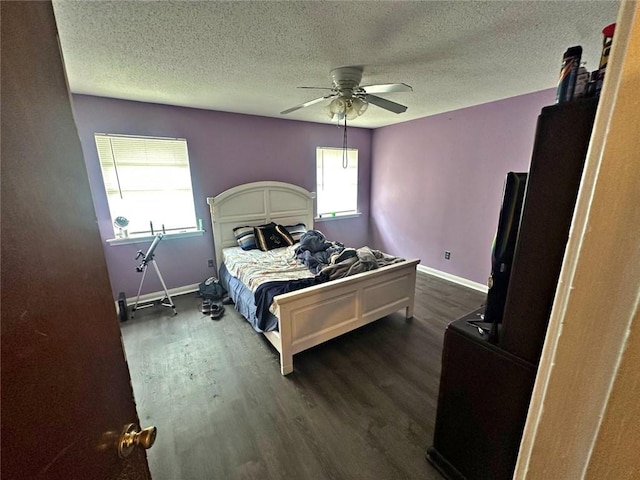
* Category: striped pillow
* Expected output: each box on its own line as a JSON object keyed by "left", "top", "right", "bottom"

{"left": 284, "top": 223, "right": 307, "bottom": 243}
{"left": 232, "top": 225, "right": 258, "bottom": 250}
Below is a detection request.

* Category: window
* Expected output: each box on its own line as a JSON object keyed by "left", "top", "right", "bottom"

{"left": 95, "top": 134, "right": 197, "bottom": 238}
{"left": 316, "top": 147, "right": 358, "bottom": 218}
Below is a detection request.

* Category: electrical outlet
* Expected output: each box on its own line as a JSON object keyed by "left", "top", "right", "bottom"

{"left": 445, "top": 251, "right": 451, "bottom": 260}
{"left": 207, "top": 259, "right": 214, "bottom": 268}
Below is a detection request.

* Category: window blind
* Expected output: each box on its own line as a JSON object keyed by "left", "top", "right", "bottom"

{"left": 316, "top": 147, "right": 358, "bottom": 217}
{"left": 95, "top": 134, "right": 197, "bottom": 236}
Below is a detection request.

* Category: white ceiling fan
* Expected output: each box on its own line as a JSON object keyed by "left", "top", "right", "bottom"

{"left": 280, "top": 66, "right": 412, "bottom": 120}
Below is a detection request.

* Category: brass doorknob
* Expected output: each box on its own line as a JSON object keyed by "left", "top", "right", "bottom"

{"left": 118, "top": 423, "right": 157, "bottom": 458}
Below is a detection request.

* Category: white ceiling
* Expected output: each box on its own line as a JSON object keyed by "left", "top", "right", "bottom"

{"left": 52, "top": 1, "right": 620, "bottom": 129}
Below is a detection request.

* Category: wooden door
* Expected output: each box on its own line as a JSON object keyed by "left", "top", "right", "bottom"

{"left": 1, "top": 2, "right": 152, "bottom": 479}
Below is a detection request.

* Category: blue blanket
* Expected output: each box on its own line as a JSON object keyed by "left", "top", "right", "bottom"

{"left": 294, "top": 230, "right": 344, "bottom": 274}
{"left": 253, "top": 274, "right": 329, "bottom": 331}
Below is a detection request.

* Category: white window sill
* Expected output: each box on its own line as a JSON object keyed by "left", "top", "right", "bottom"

{"left": 107, "top": 229, "right": 205, "bottom": 246}
{"left": 315, "top": 212, "right": 362, "bottom": 222}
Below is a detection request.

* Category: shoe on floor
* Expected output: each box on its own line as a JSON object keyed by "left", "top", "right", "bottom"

{"left": 201, "top": 301, "right": 212, "bottom": 314}
{"left": 210, "top": 304, "right": 225, "bottom": 320}
{"left": 222, "top": 294, "right": 234, "bottom": 305}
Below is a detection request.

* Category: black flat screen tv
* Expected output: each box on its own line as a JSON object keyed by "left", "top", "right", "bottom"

{"left": 484, "top": 172, "right": 528, "bottom": 338}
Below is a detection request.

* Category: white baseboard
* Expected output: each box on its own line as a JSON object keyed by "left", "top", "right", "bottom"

{"left": 125, "top": 283, "right": 200, "bottom": 306}
{"left": 417, "top": 265, "right": 488, "bottom": 293}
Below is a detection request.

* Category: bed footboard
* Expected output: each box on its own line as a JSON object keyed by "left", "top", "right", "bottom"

{"left": 266, "top": 259, "right": 419, "bottom": 375}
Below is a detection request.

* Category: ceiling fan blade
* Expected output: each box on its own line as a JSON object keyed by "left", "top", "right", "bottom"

{"left": 365, "top": 94, "right": 408, "bottom": 114}
{"left": 361, "top": 83, "right": 413, "bottom": 94}
{"left": 280, "top": 95, "right": 335, "bottom": 115}
{"left": 297, "top": 86, "right": 333, "bottom": 90}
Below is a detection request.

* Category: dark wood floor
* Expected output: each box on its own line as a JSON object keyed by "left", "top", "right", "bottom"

{"left": 120, "top": 272, "right": 485, "bottom": 480}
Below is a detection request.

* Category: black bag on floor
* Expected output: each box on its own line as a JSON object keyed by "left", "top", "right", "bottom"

{"left": 198, "top": 277, "right": 226, "bottom": 300}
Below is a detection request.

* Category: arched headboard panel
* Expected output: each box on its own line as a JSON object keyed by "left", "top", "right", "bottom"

{"left": 206, "top": 181, "right": 315, "bottom": 270}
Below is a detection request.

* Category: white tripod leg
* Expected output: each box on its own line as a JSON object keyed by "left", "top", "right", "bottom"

{"left": 152, "top": 259, "right": 177, "bottom": 315}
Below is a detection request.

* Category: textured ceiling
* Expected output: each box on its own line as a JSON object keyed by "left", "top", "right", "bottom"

{"left": 52, "top": 1, "right": 620, "bottom": 129}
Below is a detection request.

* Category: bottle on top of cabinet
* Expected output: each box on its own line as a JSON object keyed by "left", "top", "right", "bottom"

{"left": 573, "top": 63, "right": 589, "bottom": 99}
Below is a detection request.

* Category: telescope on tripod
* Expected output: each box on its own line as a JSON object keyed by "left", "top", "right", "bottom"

{"left": 131, "top": 234, "right": 177, "bottom": 317}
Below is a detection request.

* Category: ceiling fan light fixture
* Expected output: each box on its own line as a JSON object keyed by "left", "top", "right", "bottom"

{"left": 352, "top": 97, "right": 368, "bottom": 116}
{"left": 328, "top": 96, "right": 369, "bottom": 121}
{"left": 329, "top": 97, "right": 347, "bottom": 115}
{"left": 325, "top": 105, "right": 337, "bottom": 120}
{"left": 345, "top": 97, "right": 368, "bottom": 120}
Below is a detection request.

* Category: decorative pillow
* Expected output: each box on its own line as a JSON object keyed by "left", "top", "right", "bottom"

{"left": 276, "top": 224, "right": 295, "bottom": 245}
{"left": 284, "top": 223, "right": 307, "bottom": 243}
{"left": 232, "top": 225, "right": 258, "bottom": 250}
{"left": 254, "top": 223, "right": 294, "bottom": 251}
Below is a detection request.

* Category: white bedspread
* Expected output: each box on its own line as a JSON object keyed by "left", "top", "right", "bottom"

{"left": 222, "top": 245, "right": 315, "bottom": 292}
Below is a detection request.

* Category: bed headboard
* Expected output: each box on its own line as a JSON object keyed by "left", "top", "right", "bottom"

{"left": 206, "top": 181, "right": 315, "bottom": 270}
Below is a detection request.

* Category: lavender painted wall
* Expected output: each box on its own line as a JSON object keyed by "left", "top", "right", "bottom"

{"left": 370, "top": 89, "right": 556, "bottom": 285}
{"left": 72, "top": 95, "right": 372, "bottom": 299}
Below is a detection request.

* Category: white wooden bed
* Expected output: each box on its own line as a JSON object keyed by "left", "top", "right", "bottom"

{"left": 207, "top": 181, "right": 419, "bottom": 375}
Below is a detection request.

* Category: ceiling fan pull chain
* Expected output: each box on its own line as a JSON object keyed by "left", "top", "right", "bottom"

{"left": 343, "top": 115, "right": 348, "bottom": 169}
